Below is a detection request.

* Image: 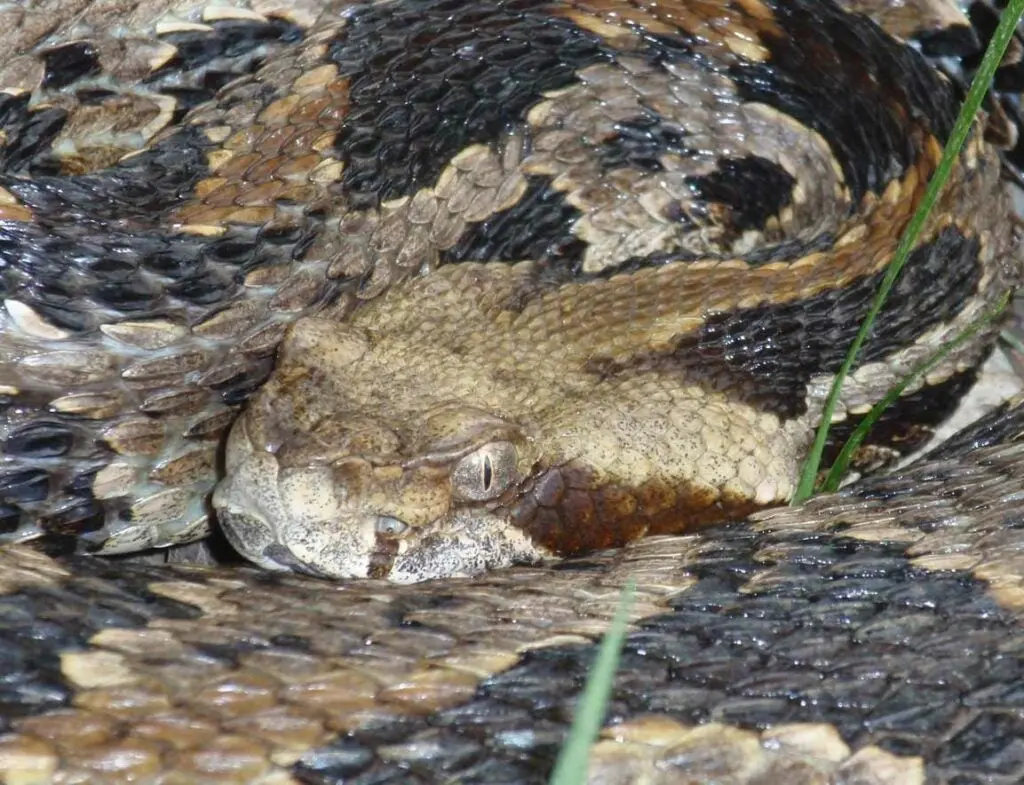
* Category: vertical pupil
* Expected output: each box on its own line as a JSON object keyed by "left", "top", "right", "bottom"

{"left": 482, "top": 455, "right": 493, "bottom": 490}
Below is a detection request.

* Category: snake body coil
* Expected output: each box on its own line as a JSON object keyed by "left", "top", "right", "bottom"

{"left": 0, "top": 0, "right": 1018, "bottom": 579}
{"left": 1, "top": 1, "right": 1024, "bottom": 781}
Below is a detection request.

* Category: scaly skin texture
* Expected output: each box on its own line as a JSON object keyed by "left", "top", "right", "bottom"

{"left": 4, "top": 396, "right": 1024, "bottom": 783}
{"left": 208, "top": 0, "right": 1018, "bottom": 580}
{"left": 0, "top": 1, "right": 1024, "bottom": 783}
{"left": 0, "top": 0, "right": 1016, "bottom": 569}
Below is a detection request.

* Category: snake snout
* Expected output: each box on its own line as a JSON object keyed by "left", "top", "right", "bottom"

{"left": 213, "top": 399, "right": 555, "bottom": 581}
{"left": 214, "top": 419, "right": 388, "bottom": 579}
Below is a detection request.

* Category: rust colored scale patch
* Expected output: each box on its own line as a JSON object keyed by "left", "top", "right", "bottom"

{"left": 509, "top": 463, "right": 764, "bottom": 555}
{"left": 172, "top": 53, "right": 350, "bottom": 232}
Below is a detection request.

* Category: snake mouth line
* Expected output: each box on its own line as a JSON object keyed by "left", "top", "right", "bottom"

{"left": 260, "top": 543, "right": 334, "bottom": 579}
{"left": 248, "top": 520, "right": 418, "bottom": 581}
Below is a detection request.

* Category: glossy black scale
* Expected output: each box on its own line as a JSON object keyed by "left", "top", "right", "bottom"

{"left": 40, "top": 42, "right": 102, "bottom": 91}
{"left": 3, "top": 422, "right": 75, "bottom": 460}
{"left": 680, "top": 225, "right": 983, "bottom": 419}
{"left": 327, "top": 0, "right": 618, "bottom": 209}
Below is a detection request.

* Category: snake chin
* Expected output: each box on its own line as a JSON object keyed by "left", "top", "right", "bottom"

{"left": 212, "top": 450, "right": 370, "bottom": 579}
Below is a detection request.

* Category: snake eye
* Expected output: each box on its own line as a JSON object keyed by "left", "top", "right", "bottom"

{"left": 450, "top": 441, "right": 519, "bottom": 501}
{"left": 376, "top": 516, "right": 408, "bottom": 536}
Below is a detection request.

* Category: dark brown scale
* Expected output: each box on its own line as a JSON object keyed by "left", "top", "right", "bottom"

{"left": 41, "top": 501, "right": 106, "bottom": 539}
{"left": 144, "top": 241, "right": 212, "bottom": 279}
{"left": 208, "top": 355, "right": 278, "bottom": 407}
{"left": 915, "top": 17, "right": 982, "bottom": 56}
{"left": 205, "top": 237, "right": 262, "bottom": 265}
{"left": 94, "top": 279, "right": 163, "bottom": 313}
{"left": 165, "top": 268, "right": 239, "bottom": 308}
{"left": 40, "top": 42, "right": 102, "bottom": 90}
{"left": 87, "top": 257, "right": 137, "bottom": 278}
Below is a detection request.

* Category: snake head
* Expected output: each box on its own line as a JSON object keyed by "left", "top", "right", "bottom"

{"left": 212, "top": 314, "right": 551, "bottom": 582}
{"left": 212, "top": 262, "right": 809, "bottom": 582}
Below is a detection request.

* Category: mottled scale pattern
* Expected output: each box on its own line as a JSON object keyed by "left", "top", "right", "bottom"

{"left": 1, "top": 0, "right": 1024, "bottom": 779}
{"left": 0, "top": 1, "right": 361, "bottom": 553}
{"left": 3, "top": 397, "right": 1024, "bottom": 782}
{"left": 0, "top": 0, "right": 1016, "bottom": 570}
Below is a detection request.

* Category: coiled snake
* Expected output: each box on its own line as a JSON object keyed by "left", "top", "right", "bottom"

{"left": 1, "top": 0, "right": 1024, "bottom": 782}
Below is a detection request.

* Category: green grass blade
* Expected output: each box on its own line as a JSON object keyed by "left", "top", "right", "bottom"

{"left": 548, "top": 580, "right": 636, "bottom": 785}
{"left": 792, "top": 0, "right": 1024, "bottom": 505}
{"left": 821, "top": 291, "right": 1011, "bottom": 492}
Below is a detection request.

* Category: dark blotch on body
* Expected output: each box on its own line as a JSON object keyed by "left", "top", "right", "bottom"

{"left": 328, "top": 0, "right": 616, "bottom": 209}
{"left": 821, "top": 367, "right": 982, "bottom": 472}
{"left": 669, "top": 224, "right": 981, "bottom": 419}
{"left": 0, "top": 92, "right": 68, "bottom": 175}
{"left": 685, "top": 155, "right": 797, "bottom": 233}
{"left": 2, "top": 124, "right": 215, "bottom": 222}
{"left": 441, "top": 176, "right": 586, "bottom": 267}
{"left": 725, "top": 0, "right": 958, "bottom": 203}
{"left": 147, "top": 17, "right": 306, "bottom": 98}
{"left": 0, "top": 557, "right": 202, "bottom": 727}
{"left": 292, "top": 527, "right": 1024, "bottom": 783}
